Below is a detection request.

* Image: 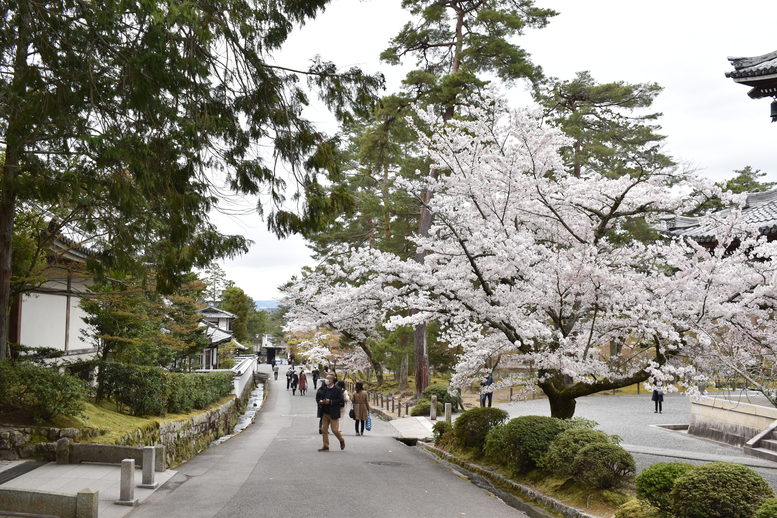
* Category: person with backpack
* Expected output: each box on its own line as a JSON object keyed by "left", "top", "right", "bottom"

{"left": 291, "top": 371, "right": 299, "bottom": 395}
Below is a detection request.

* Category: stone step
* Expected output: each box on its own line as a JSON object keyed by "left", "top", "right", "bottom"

{"left": 762, "top": 439, "right": 777, "bottom": 452}
{"left": 744, "top": 445, "right": 777, "bottom": 463}
{"left": 0, "top": 460, "right": 44, "bottom": 485}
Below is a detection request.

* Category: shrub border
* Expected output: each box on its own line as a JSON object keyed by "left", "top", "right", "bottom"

{"left": 419, "top": 443, "right": 598, "bottom": 518}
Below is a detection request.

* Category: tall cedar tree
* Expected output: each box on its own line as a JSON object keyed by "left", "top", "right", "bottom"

{"left": 380, "top": 0, "right": 556, "bottom": 394}
{"left": 220, "top": 285, "right": 254, "bottom": 343}
{"left": 0, "top": 1, "right": 383, "bottom": 360}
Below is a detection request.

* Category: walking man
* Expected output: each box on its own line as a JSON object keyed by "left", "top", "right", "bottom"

{"left": 286, "top": 366, "right": 294, "bottom": 390}
{"left": 480, "top": 370, "right": 494, "bottom": 408}
{"left": 316, "top": 374, "right": 345, "bottom": 451}
{"left": 311, "top": 366, "right": 320, "bottom": 389}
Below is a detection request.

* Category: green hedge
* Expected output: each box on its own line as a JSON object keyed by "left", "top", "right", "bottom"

{"left": 0, "top": 362, "right": 87, "bottom": 421}
{"left": 542, "top": 428, "right": 615, "bottom": 476}
{"left": 453, "top": 407, "right": 509, "bottom": 450}
{"left": 636, "top": 462, "right": 694, "bottom": 515}
{"left": 671, "top": 462, "right": 774, "bottom": 518}
{"left": 615, "top": 499, "right": 662, "bottom": 518}
{"left": 572, "top": 442, "right": 635, "bottom": 489}
{"left": 484, "top": 415, "right": 566, "bottom": 473}
{"left": 423, "top": 383, "right": 463, "bottom": 411}
{"left": 100, "top": 363, "right": 234, "bottom": 416}
{"left": 410, "top": 398, "right": 445, "bottom": 416}
{"left": 757, "top": 498, "right": 777, "bottom": 518}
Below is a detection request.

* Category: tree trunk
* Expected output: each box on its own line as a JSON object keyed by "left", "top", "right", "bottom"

{"left": 546, "top": 391, "right": 577, "bottom": 419}
{"left": 399, "top": 354, "right": 408, "bottom": 390}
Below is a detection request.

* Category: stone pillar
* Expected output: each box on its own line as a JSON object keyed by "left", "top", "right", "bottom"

{"left": 154, "top": 444, "right": 166, "bottom": 472}
{"left": 430, "top": 395, "right": 437, "bottom": 421}
{"left": 139, "top": 446, "right": 158, "bottom": 489}
{"left": 55, "top": 437, "right": 71, "bottom": 465}
{"left": 76, "top": 488, "right": 99, "bottom": 518}
{"left": 445, "top": 403, "right": 452, "bottom": 424}
{"left": 115, "top": 459, "right": 138, "bottom": 506}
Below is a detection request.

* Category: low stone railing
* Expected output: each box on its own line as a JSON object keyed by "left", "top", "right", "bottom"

{"left": 0, "top": 487, "right": 98, "bottom": 518}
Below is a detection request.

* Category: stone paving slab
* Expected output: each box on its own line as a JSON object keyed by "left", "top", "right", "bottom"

{"left": 389, "top": 416, "right": 434, "bottom": 440}
{"left": 0, "top": 462, "right": 176, "bottom": 518}
{"left": 622, "top": 443, "right": 777, "bottom": 469}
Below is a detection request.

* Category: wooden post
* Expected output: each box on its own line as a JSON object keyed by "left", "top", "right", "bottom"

{"left": 509, "top": 386, "right": 513, "bottom": 400}
{"left": 391, "top": 397, "right": 395, "bottom": 413}
{"left": 405, "top": 402, "right": 409, "bottom": 416}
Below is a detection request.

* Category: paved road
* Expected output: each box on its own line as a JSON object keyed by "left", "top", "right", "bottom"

{"left": 129, "top": 366, "right": 526, "bottom": 518}
{"left": 500, "top": 394, "right": 777, "bottom": 489}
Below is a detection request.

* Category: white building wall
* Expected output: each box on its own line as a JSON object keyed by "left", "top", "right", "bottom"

{"left": 19, "top": 292, "right": 67, "bottom": 351}
{"left": 19, "top": 275, "right": 93, "bottom": 352}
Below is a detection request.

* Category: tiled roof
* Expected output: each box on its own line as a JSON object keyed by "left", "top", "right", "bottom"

{"left": 727, "top": 51, "right": 777, "bottom": 79}
{"left": 667, "top": 188, "right": 777, "bottom": 242}
{"left": 203, "top": 323, "right": 233, "bottom": 346}
{"left": 199, "top": 305, "right": 236, "bottom": 319}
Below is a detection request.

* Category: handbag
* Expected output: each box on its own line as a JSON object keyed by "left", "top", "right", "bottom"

{"left": 365, "top": 413, "right": 372, "bottom": 431}
{"left": 349, "top": 408, "right": 355, "bottom": 420}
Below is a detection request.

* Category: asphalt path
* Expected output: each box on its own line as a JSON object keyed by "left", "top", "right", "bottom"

{"left": 129, "top": 366, "right": 526, "bottom": 518}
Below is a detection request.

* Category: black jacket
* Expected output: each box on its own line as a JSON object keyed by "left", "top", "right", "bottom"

{"left": 316, "top": 384, "right": 344, "bottom": 419}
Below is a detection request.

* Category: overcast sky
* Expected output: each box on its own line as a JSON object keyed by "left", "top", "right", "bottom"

{"left": 209, "top": 0, "right": 777, "bottom": 301}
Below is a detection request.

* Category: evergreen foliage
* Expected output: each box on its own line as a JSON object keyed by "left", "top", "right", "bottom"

{"left": 0, "top": 362, "right": 87, "bottom": 421}
{"left": 483, "top": 415, "right": 565, "bottom": 473}
{"left": 670, "top": 462, "right": 775, "bottom": 518}
{"left": 571, "top": 442, "right": 636, "bottom": 489}
{"left": 452, "top": 406, "right": 508, "bottom": 450}
{"left": 635, "top": 462, "right": 694, "bottom": 515}
{"left": 757, "top": 498, "right": 777, "bottom": 518}
{"left": 0, "top": 0, "right": 383, "bottom": 360}
{"left": 541, "top": 428, "right": 615, "bottom": 476}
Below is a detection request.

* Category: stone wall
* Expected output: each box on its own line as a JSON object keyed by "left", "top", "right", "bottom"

{"left": 114, "top": 376, "right": 258, "bottom": 467}
{"left": 688, "top": 396, "right": 777, "bottom": 446}
{"left": 1, "top": 374, "right": 261, "bottom": 467}
{"left": 0, "top": 426, "right": 101, "bottom": 461}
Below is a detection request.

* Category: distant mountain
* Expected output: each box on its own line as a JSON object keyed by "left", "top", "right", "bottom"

{"left": 254, "top": 299, "right": 279, "bottom": 311}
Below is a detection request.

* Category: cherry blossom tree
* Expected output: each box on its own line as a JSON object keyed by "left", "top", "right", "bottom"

{"left": 281, "top": 266, "right": 393, "bottom": 383}
{"left": 321, "top": 102, "right": 777, "bottom": 418}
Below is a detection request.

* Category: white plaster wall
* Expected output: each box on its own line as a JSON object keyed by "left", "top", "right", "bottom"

{"left": 68, "top": 297, "right": 92, "bottom": 350}
{"left": 19, "top": 293, "right": 67, "bottom": 350}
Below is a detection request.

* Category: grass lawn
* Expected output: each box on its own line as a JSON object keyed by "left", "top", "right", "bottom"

{"left": 3, "top": 394, "right": 236, "bottom": 445}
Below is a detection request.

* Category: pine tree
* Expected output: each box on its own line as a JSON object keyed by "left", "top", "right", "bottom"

{"left": 0, "top": 0, "right": 383, "bottom": 360}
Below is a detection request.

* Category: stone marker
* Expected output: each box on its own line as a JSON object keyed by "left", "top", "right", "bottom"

{"left": 139, "top": 446, "right": 158, "bottom": 489}
{"left": 115, "top": 458, "right": 138, "bottom": 506}
{"left": 430, "top": 395, "right": 437, "bottom": 421}
{"left": 55, "top": 437, "right": 71, "bottom": 464}
{"left": 445, "top": 402, "right": 452, "bottom": 424}
{"left": 76, "top": 488, "right": 99, "bottom": 518}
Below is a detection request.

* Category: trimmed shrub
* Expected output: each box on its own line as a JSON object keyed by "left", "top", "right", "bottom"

{"left": 100, "top": 363, "right": 234, "bottom": 416}
{"left": 572, "top": 442, "right": 636, "bottom": 489}
{"left": 453, "top": 407, "right": 509, "bottom": 450}
{"left": 635, "top": 462, "right": 694, "bottom": 514}
{"left": 0, "top": 362, "right": 86, "bottom": 421}
{"left": 615, "top": 499, "right": 663, "bottom": 518}
{"left": 432, "top": 421, "right": 453, "bottom": 445}
{"left": 757, "top": 498, "right": 777, "bottom": 518}
{"left": 484, "top": 415, "right": 565, "bottom": 473}
{"left": 670, "top": 462, "right": 774, "bottom": 518}
{"left": 410, "top": 398, "right": 444, "bottom": 416}
{"left": 423, "top": 383, "right": 463, "bottom": 411}
{"left": 542, "top": 428, "right": 615, "bottom": 476}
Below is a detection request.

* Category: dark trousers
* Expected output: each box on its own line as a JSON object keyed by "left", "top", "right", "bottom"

{"left": 355, "top": 419, "right": 365, "bottom": 434}
{"left": 286, "top": 377, "right": 292, "bottom": 389}
{"left": 480, "top": 392, "right": 492, "bottom": 407}
{"left": 654, "top": 400, "right": 662, "bottom": 412}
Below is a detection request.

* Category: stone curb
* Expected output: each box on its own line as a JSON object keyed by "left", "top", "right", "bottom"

{"left": 419, "top": 443, "right": 598, "bottom": 518}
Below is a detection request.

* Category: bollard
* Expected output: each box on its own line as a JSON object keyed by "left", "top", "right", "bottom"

{"left": 115, "top": 458, "right": 138, "bottom": 506}
{"left": 397, "top": 400, "right": 401, "bottom": 417}
{"left": 430, "top": 395, "right": 437, "bottom": 420}
{"left": 76, "top": 489, "right": 99, "bottom": 518}
{"left": 445, "top": 402, "right": 452, "bottom": 423}
{"left": 380, "top": 394, "right": 384, "bottom": 408}
{"left": 139, "top": 446, "right": 158, "bottom": 489}
{"left": 510, "top": 386, "right": 513, "bottom": 400}
{"left": 405, "top": 402, "right": 409, "bottom": 417}
{"left": 391, "top": 397, "right": 395, "bottom": 413}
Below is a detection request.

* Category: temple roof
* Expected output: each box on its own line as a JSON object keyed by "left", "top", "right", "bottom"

{"left": 726, "top": 50, "right": 777, "bottom": 99}
{"left": 199, "top": 305, "right": 236, "bottom": 319}
{"left": 665, "top": 188, "right": 777, "bottom": 242}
